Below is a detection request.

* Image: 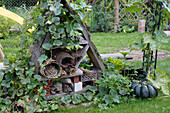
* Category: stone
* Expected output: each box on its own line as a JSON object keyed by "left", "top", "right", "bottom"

{"left": 52, "top": 82, "right": 62, "bottom": 93}
{"left": 50, "top": 90, "right": 57, "bottom": 95}
{"left": 138, "top": 20, "right": 145, "bottom": 33}
{"left": 61, "top": 78, "right": 73, "bottom": 88}
{"left": 63, "top": 84, "right": 73, "bottom": 93}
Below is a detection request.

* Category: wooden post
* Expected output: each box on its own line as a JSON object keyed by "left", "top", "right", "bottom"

{"left": 114, "top": 0, "right": 119, "bottom": 32}
{"left": 0, "top": 44, "right": 4, "bottom": 62}
{"left": 168, "top": 0, "right": 170, "bottom": 25}
{"left": 138, "top": 20, "right": 145, "bottom": 33}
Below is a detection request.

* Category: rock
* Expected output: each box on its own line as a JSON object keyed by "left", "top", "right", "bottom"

{"left": 50, "top": 90, "right": 57, "bottom": 95}
{"left": 63, "top": 84, "right": 73, "bottom": 93}
{"left": 50, "top": 82, "right": 63, "bottom": 93}
{"left": 61, "top": 78, "right": 73, "bottom": 88}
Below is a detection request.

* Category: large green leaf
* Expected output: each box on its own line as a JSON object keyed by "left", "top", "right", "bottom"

{"left": 143, "top": 33, "right": 157, "bottom": 50}
{"left": 61, "top": 95, "right": 72, "bottom": 105}
{"left": 83, "top": 91, "right": 94, "bottom": 101}
{"left": 54, "top": 8, "right": 61, "bottom": 15}
{"left": 1, "top": 80, "right": 10, "bottom": 88}
{"left": 74, "top": 23, "right": 83, "bottom": 31}
{"left": 54, "top": 2, "right": 63, "bottom": 9}
{"left": 103, "top": 95, "right": 113, "bottom": 105}
{"left": 36, "top": 31, "right": 45, "bottom": 36}
{"left": 148, "top": 69, "right": 170, "bottom": 95}
{"left": 37, "top": 15, "right": 44, "bottom": 26}
{"left": 51, "top": 104, "right": 58, "bottom": 110}
{"left": 34, "top": 75, "right": 41, "bottom": 80}
{"left": 38, "top": 55, "right": 47, "bottom": 64}
{"left": 0, "top": 71, "right": 4, "bottom": 82}
{"left": 72, "top": 94, "right": 84, "bottom": 104}
{"left": 124, "top": 6, "right": 137, "bottom": 13}
{"left": 21, "top": 78, "right": 30, "bottom": 84}
{"left": 49, "top": 25, "right": 56, "bottom": 33}
{"left": 78, "top": 11, "right": 85, "bottom": 20}
{"left": 51, "top": 17, "right": 60, "bottom": 25}
{"left": 3, "top": 98, "right": 12, "bottom": 105}
{"left": 53, "top": 40, "right": 63, "bottom": 46}
{"left": 110, "top": 90, "right": 120, "bottom": 103}
{"left": 86, "top": 85, "right": 97, "bottom": 93}
{"left": 42, "top": 43, "right": 52, "bottom": 50}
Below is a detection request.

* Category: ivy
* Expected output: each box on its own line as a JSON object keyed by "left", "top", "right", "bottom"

{"left": 0, "top": 0, "right": 92, "bottom": 112}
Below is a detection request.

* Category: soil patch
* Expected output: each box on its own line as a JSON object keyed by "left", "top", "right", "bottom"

{"left": 100, "top": 49, "right": 170, "bottom": 61}
{"left": 128, "top": 49, "right": 170, "bottom": 61}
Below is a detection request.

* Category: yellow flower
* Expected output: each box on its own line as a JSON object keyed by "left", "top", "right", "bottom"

{"left": 27, "top": 26, "right": 36, "bottom": 33}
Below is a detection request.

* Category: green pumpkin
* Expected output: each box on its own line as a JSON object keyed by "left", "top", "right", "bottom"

{"left": 131, "top": 81, "right": 158, "bottom": 98}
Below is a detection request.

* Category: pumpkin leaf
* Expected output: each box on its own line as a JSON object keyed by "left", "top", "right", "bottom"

{"left": 72, "top": 94, "right": 84, "bottom": 104}
{"left": 148, "top": 69, "right": 170, "bottom": 95}
{"left": 83, "top": 91, "right": 94, "bottom": 101}
{"left": 103, "top": 95, "right": 113, "bottom": 105}
{"left": 61, "top": 95, "right": 71, "bottom": 105}
{"left": 86, "top": 85, "right": 97, "bottom": 93}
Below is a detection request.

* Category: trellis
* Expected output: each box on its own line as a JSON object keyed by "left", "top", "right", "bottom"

{"left": 0, "top": 0, "right": 38, "bottom": 10}
{"left": 118, "top": 1, "right": 137, "bottom": 24}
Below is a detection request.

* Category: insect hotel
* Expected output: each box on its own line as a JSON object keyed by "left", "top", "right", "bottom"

{"left": 28, "top": 0, "right": 106, "bottom": 100}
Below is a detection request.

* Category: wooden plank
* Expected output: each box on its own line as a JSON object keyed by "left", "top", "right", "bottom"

{"left": 75, "top": 44, "right": 89, "bottom": 68}
{"left": 114, "top": 0, "right": 119, "bottom": 32}
{"left": 0, "top": 44, "right": 4, "bottom": 62}
{"left": 61, "top": 0, "right": 106, "bottom": 71}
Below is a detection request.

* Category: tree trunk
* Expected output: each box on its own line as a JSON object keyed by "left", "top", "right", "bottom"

{"left": 30, "top": 32, "right": 50, "bottom": 74}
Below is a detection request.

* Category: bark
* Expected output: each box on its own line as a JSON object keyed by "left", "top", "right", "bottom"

{"left": 30, "top": 32, "right": 50, "bottom": 74}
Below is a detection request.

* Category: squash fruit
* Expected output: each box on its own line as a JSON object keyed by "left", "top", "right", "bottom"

{"left": 131, "top": 81, "right": 158, "bottom": 98}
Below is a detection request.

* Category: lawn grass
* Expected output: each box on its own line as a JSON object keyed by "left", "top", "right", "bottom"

{"left": 0, "top": 36, "right": 21, "bottom": 57}
{"left": 91, "top": 32, "right": 143, "bottom": 53}
{"left": 91, "top": 32, "right": 170, "bottom": 53}
{"left": 56, "top": 96, "right": 170, "bottom": 113}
